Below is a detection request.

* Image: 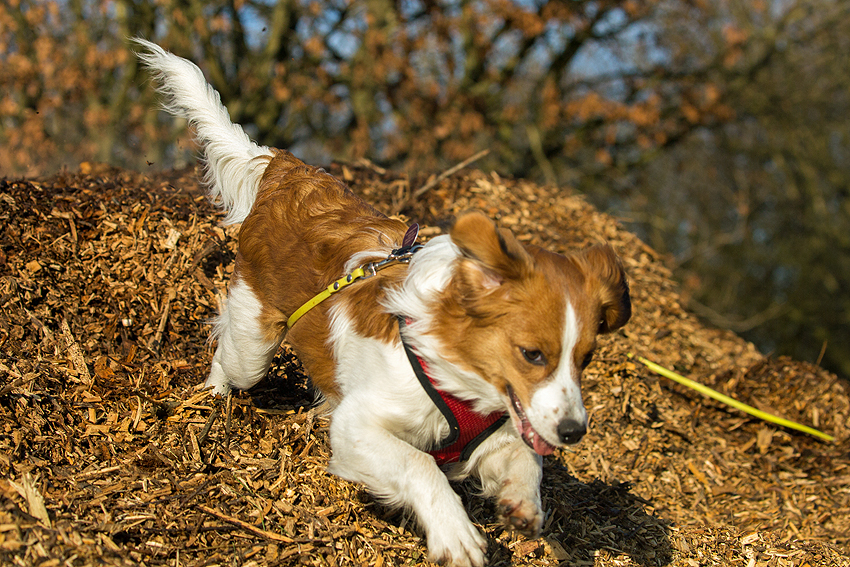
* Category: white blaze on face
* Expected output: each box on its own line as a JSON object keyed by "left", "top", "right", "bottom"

{"left": 525, "top": 302, "right": 588, "bottom": 447}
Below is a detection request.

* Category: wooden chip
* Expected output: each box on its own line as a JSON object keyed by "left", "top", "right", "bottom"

{"left": 22, "top": 474, "right": 51, "bottom": 528}
{"left": 60, "top": 318, "right": 92, "bottom": 385}
{"left": 196, "top": 504, "right": 297, "bottom": 543}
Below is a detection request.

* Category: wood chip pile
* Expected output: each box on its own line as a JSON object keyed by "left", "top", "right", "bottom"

{"left": 0, "top": 162, "right": 847, "bottom": 566}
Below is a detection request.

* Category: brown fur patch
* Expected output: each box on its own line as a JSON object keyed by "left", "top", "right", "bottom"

{"left": 236, "top": 149, "right": 408, "bottom": 399}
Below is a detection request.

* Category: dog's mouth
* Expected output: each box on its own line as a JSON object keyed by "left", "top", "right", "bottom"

{"left": 507, "top": 386, "right": 556, "bottom": 456}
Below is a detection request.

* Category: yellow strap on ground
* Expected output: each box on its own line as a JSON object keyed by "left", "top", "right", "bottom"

{"left": 286, "top": 267, "right": 367, "bottom": 329}
{"left": 628, "top": 353, "right": 834, "bottom": 442}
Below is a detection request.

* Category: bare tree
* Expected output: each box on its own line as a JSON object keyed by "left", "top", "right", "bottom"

{"left": 604, "top": 0, "right": 850, "bottom": 378}
{"left": 2, "top": 0, "right": 728, "bottom": 177}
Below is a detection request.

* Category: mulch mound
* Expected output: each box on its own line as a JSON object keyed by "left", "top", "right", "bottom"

{"left": 0, "top": 162, "right": 848, "bottom": 566}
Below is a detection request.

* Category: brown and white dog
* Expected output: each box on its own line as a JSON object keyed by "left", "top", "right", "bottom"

{"left": 136, "top": 39, "right": 631, "bottom": 567}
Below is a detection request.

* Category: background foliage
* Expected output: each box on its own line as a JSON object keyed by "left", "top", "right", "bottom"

{"left": 2, "top": 0, "right": 848, "bottom": 379}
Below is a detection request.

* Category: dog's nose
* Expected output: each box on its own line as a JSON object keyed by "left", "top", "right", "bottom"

{"left": 557, "top": 419, "right": 587, "bottom": 445}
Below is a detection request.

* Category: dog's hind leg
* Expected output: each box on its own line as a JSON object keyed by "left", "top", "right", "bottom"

{"left": 205, "top": 278, "right": 282, "bottom": 395}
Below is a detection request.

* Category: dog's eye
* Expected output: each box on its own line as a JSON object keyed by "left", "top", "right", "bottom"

{"left": 521, "top": 348, "right": 547, "bottom": 366}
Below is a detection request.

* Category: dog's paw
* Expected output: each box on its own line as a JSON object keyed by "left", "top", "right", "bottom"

{"left": 497, "top": 497, "right": 543, "bottom": 538}
{"left": 426, "top": 518, "right": 488, "bottom": 567}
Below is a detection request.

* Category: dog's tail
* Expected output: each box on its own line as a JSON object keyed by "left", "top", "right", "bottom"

{"left": 134, "top": 38, "right": 273, "bottom": 225}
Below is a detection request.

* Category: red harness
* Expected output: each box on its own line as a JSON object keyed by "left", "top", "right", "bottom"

{"left": 400, "top": 320, "right": 508, "bottom": 466}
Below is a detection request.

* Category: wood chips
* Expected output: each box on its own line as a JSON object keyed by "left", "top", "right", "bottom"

{"left": 0, "top": 162, "right": 847, "bottom": 566}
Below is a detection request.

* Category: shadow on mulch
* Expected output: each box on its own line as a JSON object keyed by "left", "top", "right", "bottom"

{"left": 247, "top": 348, "right": 322, "bottom": 411}
{"left": 346, "top": 467, "right": 672, "bottom": 567}
{"left": 538, "top": 472, "right": 672, "bottom": 567}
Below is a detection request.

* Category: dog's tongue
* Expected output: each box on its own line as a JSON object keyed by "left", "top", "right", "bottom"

{"left": 517, "top": 415, "right": 556, "bottom": 456}
{"left": 533, "top": 433, "right": 556, "bottom": 456}
{"left": 526, "top": 427, "right": 556, "bottom": 456}
{"left": 509, "top": 388, "right": 558, "bottom": 456}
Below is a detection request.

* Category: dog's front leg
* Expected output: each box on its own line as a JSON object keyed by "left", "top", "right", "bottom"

{"left": 475, "top": 438, "right": 544, "bottom": 537}
{"left": 328, "top": 407, "right": 488, "bottom": 567}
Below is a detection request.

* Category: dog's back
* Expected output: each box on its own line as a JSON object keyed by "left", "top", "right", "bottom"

{"left": 238, "top": 148, "right": 409, "bottom": 396}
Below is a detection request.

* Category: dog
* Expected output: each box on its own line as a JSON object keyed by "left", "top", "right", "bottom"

{"left": 135, "top": 39, "right": 631, "bottom": 567}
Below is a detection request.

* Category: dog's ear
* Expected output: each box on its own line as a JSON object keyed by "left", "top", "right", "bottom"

{"left": 576, "top": 244, "right": 632, "bottom": 333}
{"left": 450, "top": 211, "right": 532, "bottom": 288}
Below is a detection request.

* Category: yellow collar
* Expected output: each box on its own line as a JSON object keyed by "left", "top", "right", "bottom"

{"left": 286, "top": 226, "right": 422, "bottom": 329}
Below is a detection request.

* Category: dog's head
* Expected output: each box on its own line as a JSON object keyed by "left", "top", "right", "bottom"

{"left": 431, "top": 211, "right": 631, "bottom": 455}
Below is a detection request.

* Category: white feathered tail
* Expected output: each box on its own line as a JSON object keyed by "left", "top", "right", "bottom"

{"left": 134, "top": 38, "right": 273, "bottom": 225}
